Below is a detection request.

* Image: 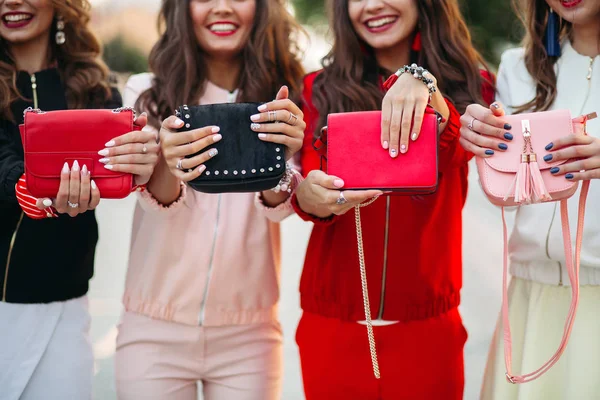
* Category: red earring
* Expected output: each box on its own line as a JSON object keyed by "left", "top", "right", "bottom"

{"left": 411, "top": 31, "right": 422, "bottom": 52}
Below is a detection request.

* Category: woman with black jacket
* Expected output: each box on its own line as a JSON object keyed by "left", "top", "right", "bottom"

{"left": 0, "top": 1, "right": 158, "bottom": 399}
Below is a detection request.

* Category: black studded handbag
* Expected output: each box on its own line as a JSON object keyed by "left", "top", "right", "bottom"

{"left": 175, "top": 103, "right": 286, "bottom": 193}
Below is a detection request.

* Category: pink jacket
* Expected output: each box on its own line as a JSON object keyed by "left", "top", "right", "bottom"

{"left": 122, "top": 73, "right": 300, "bottom": 326}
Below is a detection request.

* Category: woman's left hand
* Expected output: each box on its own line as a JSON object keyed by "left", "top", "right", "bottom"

{"left": 96, "top": 112, "right": 160, "bottom": 186}
{"left": 250, "top": 85, "right": 305, "bottom": 161}
{"left": 545, "top": 135, "right": 600, "bottom": 181}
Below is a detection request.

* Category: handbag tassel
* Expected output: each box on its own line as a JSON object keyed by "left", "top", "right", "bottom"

{"left": 505, "top": 154, "right": 531, "bottom": 204}
{"left": 529, "top": 154, "right": 552, "bottom": 202}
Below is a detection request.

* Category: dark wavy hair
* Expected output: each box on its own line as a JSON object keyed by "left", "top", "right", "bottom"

{"left": 137, "top": 0, "right": 306, "bottom": 129}
{"left": 0, "top": 0, "right": 111, "bottom": 121}
{"left": 313, "top": 0, "right": 492, "bottom": 133}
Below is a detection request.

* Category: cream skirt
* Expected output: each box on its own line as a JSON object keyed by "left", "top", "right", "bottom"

{"left": 481, "top": 277, "right": 600, "bottom": 400}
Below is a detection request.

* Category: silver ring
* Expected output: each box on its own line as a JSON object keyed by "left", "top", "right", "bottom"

{"left": 176, "top": 158, "right": 184, "bottom": 170}
{"left": 67, "top": 201, "right": 79, "bottom": 208}
{"left": 268, "top": 111, "right": 277, "bottom": 122}
{"left": 468, "top": 117, "right": 477, "bottom": 131}
{"left": 336, "top": 191, "right": 348, "bottom": 205}
{"left": 287, "top": 113, "right": 298, "bottom": 126}
{"left": 142, "top": 144, "right": 147, "bottom": 153}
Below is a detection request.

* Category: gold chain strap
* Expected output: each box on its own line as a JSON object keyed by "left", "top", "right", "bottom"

{"left": 354, "top": 196, "right": 381, "bottom": 379}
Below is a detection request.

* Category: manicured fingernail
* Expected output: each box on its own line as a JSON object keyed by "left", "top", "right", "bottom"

{"left": 491, "top": 102, "right": 500, "bottom": 109}
{"left": 62, "top": 162, "right": 70, "bottom": 173}
{"left": 213, "top": 134, "right": 222, "bottom": 142}
{"left": 400, "top": 144, "right": 407, "bottom": 154}
{"left": 333, "top": 179, "right": 344, "bottom": 188}
{"left": 550, "top": 167, "right": 560, "bottom": 174}
{"left": 383, "top": 141, "right": 389, "bottom": 149}
{"left": 258, "top": 133, "right": 267, "bottom": 139}
{"left": 498, "top": 143, "right": 508, "bottom": 150}
{"left": 258, "top": 104, "right": 267, "bottom": 112}
{"left": 485, "top": 149, "right": 495, "bottom": 155}
{"left": 72, "top": 160, "right": 80, "bottom": 172}
{"left": 43, "top": 199, "right": 52, "bottom": 207}
{"left": 250, "top": 114, "right": 260, "bottom": 121}
{"left": 104, "top": 165, "right": 114, "bottom": 170}
{"left": 411, "top": 133, "right": 418, "bottom": 141}
{"left": 504, "top": 133, "right": 513, "bottom": 141}
{"left": 99, "top": 158, "right": 109, "bottom": 164}
{"left": 209, "top": 148, "right": 218, "bottom": 157}
{"left": 91, "top": 180, "right": 97, "bottom": 189}
{"left": 251, "top": 123, "right": 261, "bottom": 130}
{"left": 198, "top": 165, "right": 206, "bottom": 174}
{"left": 81, "top": 165, "right": 88, "bottom": 175}
{"left": 175, "top": 118, "right": 184, "bottom": 126}
{"left": 390, "top": 149, "right": 398, "bottom": 157}
{"left": 98, "top": 149, "right": 109, "bottom": 156}
{"left": 543, "top": 154, "right": 553, "bottom": 162}
{"left": 105, "top": 140, "right": 116, "bottom": 147}
{"left": 211, "top": 126, "right": 220, "bottom": 133}
{"left": 545, "top": 143, "right": 554, "bottom": 151}
{"left": 504, "top": 123, "right": 512, "bottom": 130}
{"left": 565, "top": 173, "right": 574, "bottom": 180}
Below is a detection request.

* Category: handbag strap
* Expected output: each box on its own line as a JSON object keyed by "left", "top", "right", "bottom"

{"left": 501, "top": 180, "right": 590, "bottom": 384}
{"left": 354, "top": 198, "right": 381, "bottom": 379}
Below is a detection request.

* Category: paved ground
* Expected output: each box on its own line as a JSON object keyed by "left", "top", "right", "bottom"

{"left": 89, "top": 160, "right": 511, "bottom": 400}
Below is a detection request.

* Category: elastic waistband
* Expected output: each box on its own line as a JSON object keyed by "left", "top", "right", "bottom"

{"left": 511, "top": 260, "right": 600, "bottom": 286}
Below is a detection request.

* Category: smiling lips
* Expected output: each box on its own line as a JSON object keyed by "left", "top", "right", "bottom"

{"left": 364, "top": 16, "right": 399, "bottom": 33}
{"left": 207, "top": 22, "right": 239, "bottom": 37}
{"left": 560, "top": 0, "right": 583, "bottom": 8}
{"left": 2, "top": 12, "right": 33, "bottom": 29}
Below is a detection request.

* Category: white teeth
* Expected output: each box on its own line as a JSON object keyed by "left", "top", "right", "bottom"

{"left": 367, "top": 16, "right": 397, "bottom": 29}
{"left": 209, "top": 23, "right": 237, "bottom": 32}
{"left": 4, "top": 14, "right": 32, "bottom": 22}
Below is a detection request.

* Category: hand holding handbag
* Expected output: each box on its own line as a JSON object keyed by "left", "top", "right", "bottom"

{"left": 315, "top": 106, "right": 442, "bottom": 379}
{"left": 476, "top": 109, "right": 596, "bottom": 384}
{"left": 175, "top": 103, "right": 286, "bottom": 193}
{"left": 19, "top": 107, "right": 140, "bottom": 199}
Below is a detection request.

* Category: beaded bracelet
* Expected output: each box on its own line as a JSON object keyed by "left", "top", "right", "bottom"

{"left": 271, "top": 162, "right": 298, "bottom": 194}
{"left": 383, "top": 63, "right": 437, "bottom": 100}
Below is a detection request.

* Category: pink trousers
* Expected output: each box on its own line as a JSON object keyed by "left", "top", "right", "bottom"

{"left": 115, "top": 311, "right": 283, "bottom": 400}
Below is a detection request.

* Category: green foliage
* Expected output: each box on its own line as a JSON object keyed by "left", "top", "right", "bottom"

{"left": 103, "top": 36, "right": 148, "bottom": 74}
{"left": 291, "top": 0, "right": 525, "bottom": 66}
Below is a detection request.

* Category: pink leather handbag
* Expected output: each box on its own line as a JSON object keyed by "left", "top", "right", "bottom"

{"left": 476, "top": 109, "right": 596, "bottom": 384}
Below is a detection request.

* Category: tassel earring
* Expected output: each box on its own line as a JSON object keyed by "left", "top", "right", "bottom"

{"left": 544, "top": 8, "right": 560, "bottom": 57}
{"left": 411, "top": 31, "right": 422, "bottom": 52}
{"left": 55, "top": 16, "right": 66, "bottom": 45}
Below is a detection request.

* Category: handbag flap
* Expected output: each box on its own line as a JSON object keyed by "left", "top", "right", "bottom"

{"left": 326, "top": 108, "right": 438, "bottom": 191}
{"left": 179, "top": 103, "right": 285, "bottom": 184}
{"left": 484, "top": 109, "right": 573, "bottom": 173}
{"left": 21, "top": 109, "right": 135, "bottom": 179}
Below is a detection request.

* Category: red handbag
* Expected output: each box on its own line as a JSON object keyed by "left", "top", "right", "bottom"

{"left": 314, "top": 107, "right": 441, "bottom": 380}
{"left": 19, "top": 107, "right": 140, "bottom": 199}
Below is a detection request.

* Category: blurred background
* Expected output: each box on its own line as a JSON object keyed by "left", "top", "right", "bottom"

{"left": 87, "top": 1, "right": 522, "bottom": 399}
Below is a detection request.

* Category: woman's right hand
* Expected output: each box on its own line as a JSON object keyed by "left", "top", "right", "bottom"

{"left": 159, "top": 116, "right": 222, "bottom": 181}
{"left": 459, "top": 101, "right": 514, "bottom": 157}
{"left": 295, "top": 170, "right": 382, "bottom": 218}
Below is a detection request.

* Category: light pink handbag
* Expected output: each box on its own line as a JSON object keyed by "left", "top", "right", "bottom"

{"left": 476, "top": 109, "right": 596, "bottom": 384}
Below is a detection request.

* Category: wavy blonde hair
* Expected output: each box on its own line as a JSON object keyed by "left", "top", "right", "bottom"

{"left": 0, "top": 0, "right": 111, "bottom": 121}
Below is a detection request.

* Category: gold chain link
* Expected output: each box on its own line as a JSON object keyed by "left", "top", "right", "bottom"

{"left": 354, "top": 196, "right": 381, "bottom": 379}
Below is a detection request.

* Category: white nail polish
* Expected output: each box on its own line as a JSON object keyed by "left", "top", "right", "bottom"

{"left": 104, "top": 165, "right": 114, "bottom": 170}
{"left": 105, "top": 140, "right": 116, "bottom": 147}
{"left": 383, "top": 141, "right": 389, "bottom": 150}
{"left": 209, "top": 149, "right": 218, "bottom": 157}
{"left": 82, "top": 165, "right": 88, "bottom": 175}
{"left": 250, "top": 114, "right": 260, "bottom": 121}
{"left": 72, "top": 160, "right": 80, "bottom": 172}
{"left": 99, "top": 158, "right": 109, "bottom": 164}
{"left": 251, "top": 123, "right": 260, "bottom": 130}
{"left": 98, "top": 149, "right": 109, "bottom": 156}
{"left": 175, "top": 118, "right": 184, "bottom": 125}
{"left": 62, "top": 162, "right": 70, "bottom": 174}
{"left": 390, "top": 149, "right": 397, "bottom": 157}
{"left": 211, "top": 126, "right": 220, "bottom": 133}
{"left": 43, "top": 199, "right": 53, "bottom": 207}
{"left": 91, "top": 180, "right": 97, "bottom": 190}
{"left": 258, "top": 104, "right": 267, "bottom": 112}
{"left": 258, "top": 133, "right": 267, "bottom": 139}
{"left": 400, "top": 144, "right": 407, "bottom": 154}
{"left": 198, "top": 165, "right": 206, "bottom": 174}
{"left": 213, "top": 134, "right": 222, "bottom": 142}
{"left": 411, "top": 133, "right": 418, "bottom": 141}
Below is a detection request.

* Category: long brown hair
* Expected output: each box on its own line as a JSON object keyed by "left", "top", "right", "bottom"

{"left": 137, "top": 0, "right": 306, "bottom": 129}
{"left": 512, "top": 0, "right": 571, "bottom": 113}
{"left": 0, "top": 0, "right": 111, "bottom": 121}
{"left": 313, "top": 0, "right": 491, "bottom": 132}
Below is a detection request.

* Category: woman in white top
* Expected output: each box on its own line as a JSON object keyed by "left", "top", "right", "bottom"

{"left": 459, "top": 0, "right": 600, "bottom": 398}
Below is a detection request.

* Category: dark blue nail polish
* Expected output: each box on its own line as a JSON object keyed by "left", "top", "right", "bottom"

{"left": 504, "top": 133, "right": 513, "bottom": 141}
{"left": 504, "top": 123, "right": 512, "bottom": 130}
{"left": 485, "top": 149, "right": 494, "bottom": 155}
{"left": 550, "top": 167, "right": 560, "bottom": 174}
{"left": 565, "top": 173, "right": 574, "bottom": 180}
{"left": 543, "top": 154, "right": 553, "bottom": 162}
{"left": 498, "top": 143, "right": 508, "bottom": 150}
{"left": 545, "top": 143, "right": 554, "bottom": 151}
